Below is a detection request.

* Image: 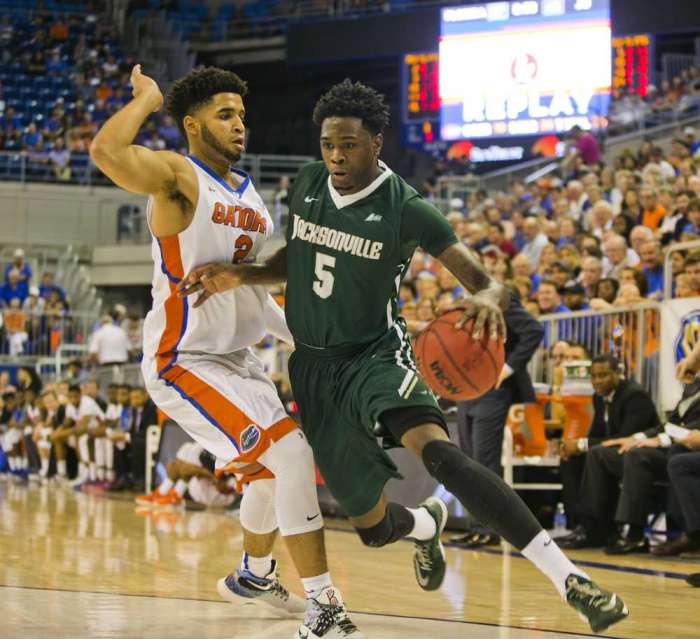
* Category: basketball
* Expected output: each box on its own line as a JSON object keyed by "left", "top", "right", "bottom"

{"left": 414, "top": 310, "right": 505, "bottom": 401}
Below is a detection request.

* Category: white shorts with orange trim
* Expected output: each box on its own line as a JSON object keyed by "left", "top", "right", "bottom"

{"left": 142, "top": 348, "right": 297, "bottom": 472}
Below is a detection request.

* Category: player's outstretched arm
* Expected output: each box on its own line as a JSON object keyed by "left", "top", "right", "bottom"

{"left": 437, "top": 242, "right": 509, "bottom": 340}
{"left": 89, "top": 65, "right": 179, "bottom": 196}
{"left": 178, "top": 246, "right": 288, "bottom": 307}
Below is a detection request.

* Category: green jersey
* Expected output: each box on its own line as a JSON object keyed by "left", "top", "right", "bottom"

{"left": 285, "top": 160, "right": 457, "bottom": 351}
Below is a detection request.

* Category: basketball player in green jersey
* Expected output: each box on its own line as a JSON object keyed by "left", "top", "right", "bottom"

{"left": 179, "top": 80, "right": 628, "bottom": 635}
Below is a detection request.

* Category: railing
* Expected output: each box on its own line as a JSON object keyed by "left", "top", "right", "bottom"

{"left": 664, "top": 239, "right": 700, "bottom": 300}
{"left": 533, "top": 303, "right": 661, "bottom": 402}
{"left": 0, "top": 308, "right": 98, "bottom": 363}
{"left": 0, "top": 151, "right": 313, "bottom": 191}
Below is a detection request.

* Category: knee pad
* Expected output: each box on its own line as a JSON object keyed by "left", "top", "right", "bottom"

{"left": 256, "top": 430, "right": 322, "bottom": 536}
{"left": 240, "top": 478, "right": 278, "bottom": 535}
{"left": 355, "top": 502, "right": 414, "bottom": 548}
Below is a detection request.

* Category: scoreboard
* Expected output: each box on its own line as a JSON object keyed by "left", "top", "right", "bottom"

{"left": 402, "top": 53, "right": 440, "bottom": 123}
{"left": 612, "top": 34, "right": 651, "bottom": 97}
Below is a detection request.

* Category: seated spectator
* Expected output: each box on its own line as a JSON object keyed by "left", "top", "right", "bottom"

{"left": 619, "top": 267, "right": 649, "bottom": 298}
{"left": 679, "top": 198, "right": 700, "bottom": 238}
{"left": 611, "top": 212, "right": 635, "bottom": 240}
{"left": 550, "top": 261, "right": 573, "bottom": 290}
{"left": 48, "top": 137, "right": 71, "bottom": 181}
{"left": 684, "top": 252, "right": 700, "bottom": 294}
{"left": 537, "top": 280, "right": 569, "bottom": 315}
{"left": 589, "top": 278, "right": 620, "bottom": 309}
{"left": 88, "top": 314, "right": 130, "bottom": 366}
{"left": 4, "top": 247, "right": 31, "bottom": 288}
{"left": 557, "top": 217, "right": 578, "bottom": 248}
{"left": 521, "top": 217, "right": 549, "bottom": 265}
{"left": 1, "top": 269, "right": 28, "bottom": 307}
{"left": 39, "top": 272, "right": 65, "bottom": 301}
{"left": 602, "top": 378, "right": 700, "bottom": 554}
{"left": 487, "top": 222, "right": 516, "bottom": 258}
{"left": 536, "top": 243, "right": 557, "bottom": 277}
{"left": 4, "top": 299, "right": 28, "bottom": 355}
{"left": 562, "top": 283, "right": 588, "bottom": 312}
{"left": 414, "top": 271, "right": 439, "bottom": 301}
{"left": 511, "top": 253, "right": 540, "bottom": 294}
{"left": 602, "top": 234, "right": 637, "bottom": 279}
{"left": 398, "top": 282, "right": 415, "bottom": 307}
{"left": 510, "top": 276, "right": 532, "bottom": 305}
{"left": 629, "top": 225, "right": 653, "bottom": 258}
{"left": 651, "top": 439, "right": 700, "bottom": 556}
{"left": 638, "top": 240, "right": 664, "bottom": 299}
{"left": 559, "top": 355, "right": 660, "bottom": 547}
{"left": 465, "top": 223, "right": 489, "bottom": 252}
{"left": 588, "top": 201, "right": 614, "bottom": 239}
{"left": 579, "top": 256, "right": 602, "bottom": 298}
{"left": 639, "top": 186, "right": 666, "bottom": 233}
{"left": 675, "top": 273, "right": 699, "bottom": 297}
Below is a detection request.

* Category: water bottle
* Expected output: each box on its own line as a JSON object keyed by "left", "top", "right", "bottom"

{"left": 553, "top": 502, "right": 567, "bottom": 535}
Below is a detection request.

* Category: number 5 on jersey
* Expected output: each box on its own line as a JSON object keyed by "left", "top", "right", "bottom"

{"left": 313, "top": 252, "right": 336, "bottom": 299}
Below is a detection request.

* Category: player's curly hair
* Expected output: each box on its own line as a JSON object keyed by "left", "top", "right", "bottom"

{"left": 165, "top": 66, "right": 248, "bottom": 136}
{"left": 312, "top": 78, "right": 390, "bottom": 135}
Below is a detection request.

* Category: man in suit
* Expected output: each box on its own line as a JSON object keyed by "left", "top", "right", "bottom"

{"left": 559, "top": 354, "right": 659, "bottom": 537}
{"left": 108, "top": 386, "right": 157, "bottom": 490}
{"left": 602, "top": 379, "right": 700, "bottom": 554}
{"left": 452, "top": 294, "right": 544, "bottom": 546}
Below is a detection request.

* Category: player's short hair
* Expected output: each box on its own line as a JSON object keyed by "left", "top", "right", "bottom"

{"left": 312, "top": 78, "right": 390, "bottom": 135}
{"left": 67, "top": 384, "right": 81, "bottom": 394}
{"left": 165, "top": 66, "right": 248, "bottom": 137}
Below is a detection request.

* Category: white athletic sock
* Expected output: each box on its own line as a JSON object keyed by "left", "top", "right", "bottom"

{"left": 57, "top": 460, "right": 67, "bottom": 477}
{"left": 301, "top": 572, "right": 333, "bottom": 599}
{"left": 521, "top": 530, "right": 589, "bottom": 599}
{"left": 19, "top": 457, "right": 27, "bottom": 470}
{"left": 242, "top": 552, "right": 273, "bottom": 579}
{"left": 158, "top": 478, "right": 174, "bottom": 495}
{"left": 407, "top": 506, "right": 437, "bottom": 541}
{"left": 107, "top": 469, "right": 115, "bottom": 482}
{"left": 174, "top": 479, "right": 188, "bottom": 497}
{"left": 88, "top": 463, "right": 97, "bottom": 482}
{"left": 97, "top": 467, "right": 105, "bottom": 481}
{"left": 40, "top": 457, "right": 49, "bottom": 477}
{"left": 79, "top": 462, "right": 88, "bottom": 480}
{"left": 8, "top": 457, "right": 17, "bottom": 471}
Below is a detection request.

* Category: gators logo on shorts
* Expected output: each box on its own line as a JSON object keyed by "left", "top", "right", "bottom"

{"left": 240, "top": 424, "right": 261, "bottom": 452}
{"left": 674, "top": 310, "right": 700, "bottom": 363}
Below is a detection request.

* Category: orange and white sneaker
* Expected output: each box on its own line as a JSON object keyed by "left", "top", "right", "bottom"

{"left": 134, "top": 488, "right": 162, "bottom": 506}
{"left": 154, "top": 488, "right": 184, "bottom": 508}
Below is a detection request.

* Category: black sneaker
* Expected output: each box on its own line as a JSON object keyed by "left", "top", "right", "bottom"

{"left": 412, "top": 497, "right": 448, "bottom": 591}
{"left": 565, "top": 574, "right": 629, "bottom": 633}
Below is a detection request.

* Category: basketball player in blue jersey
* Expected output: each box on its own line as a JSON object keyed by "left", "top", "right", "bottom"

{"left": 90, "top": 65, "right": 363, "bottom": 638}
{"left": 180, "top": 79, "right": 629, "bottom": 635}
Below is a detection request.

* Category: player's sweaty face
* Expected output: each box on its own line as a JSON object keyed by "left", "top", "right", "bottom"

{"left": 188, "top": 93, "right": 246, "bottom": 163}
{"left": 320, "top": 117, "right": 381, "bottom": 195}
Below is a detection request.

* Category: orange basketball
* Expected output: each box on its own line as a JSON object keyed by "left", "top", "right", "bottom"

{"left": 414, "top": 310, "right": 505, "bottom": 401}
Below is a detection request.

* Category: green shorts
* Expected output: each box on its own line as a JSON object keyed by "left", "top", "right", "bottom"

{"left": 288, "top": 323, "right": 441, "bottom": 517}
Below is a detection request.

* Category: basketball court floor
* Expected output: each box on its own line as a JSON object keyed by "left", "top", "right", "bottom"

{"left": 1, "top": 483, "right": 697, "bottom": 639}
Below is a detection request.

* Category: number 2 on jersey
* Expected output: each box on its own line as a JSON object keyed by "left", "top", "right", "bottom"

{"left": 232, "top": 234, "right": 253, "bottom": 263}
{"left": 313, "top": 252, "right": 336, "bottom": 299}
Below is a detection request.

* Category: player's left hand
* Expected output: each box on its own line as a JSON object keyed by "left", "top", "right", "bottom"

{"left": 177, "top": 262, "right": 244, "bottom": 307}
{"left": 446, "top": 296, "right": 506, "bottom": 341}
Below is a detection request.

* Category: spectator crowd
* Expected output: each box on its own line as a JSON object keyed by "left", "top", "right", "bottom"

{"left": 0, "top": 5, "right": 183, "bottom": 181}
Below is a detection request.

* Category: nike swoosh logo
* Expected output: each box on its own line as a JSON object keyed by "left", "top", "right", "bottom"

{"left": 304, "top": 196, "right": 318, "bottom": 203}
{"left": 298, "top": 630, "right": 309, "bottom": 639}
{"left": 544, "top": 539, "right": 552, "bottom": 546}
{"left": 306, "top": 513, "right": 320, "bottom": 521}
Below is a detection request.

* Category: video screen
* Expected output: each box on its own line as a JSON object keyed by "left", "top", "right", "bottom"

{"left": 439, "top": 0, "right": 611, "bottom": 141}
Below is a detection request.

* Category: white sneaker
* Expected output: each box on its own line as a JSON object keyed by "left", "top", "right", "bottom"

{"left": 294, "top": 587, "right": 364, "bottom": 638}
{"left": 217, "top": 559, "right": 305, "bottom": 616}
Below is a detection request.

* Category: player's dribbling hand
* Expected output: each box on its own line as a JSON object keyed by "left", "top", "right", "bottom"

{"left": 130, "top": 64, "right": 163, "bottom": 112}
{"left": 177, "top": 263, "right": 244, "bottom": 307}
{"left": 448, "top": 296, "right": 506, "bottom": 341}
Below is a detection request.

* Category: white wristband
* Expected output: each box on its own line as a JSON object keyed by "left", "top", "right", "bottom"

{"left": 632, "top": 432, "right": 647, "bottom": 442}
{"left": 658, "top": 433, "right": 672, "bottom": 448}
{"left": 577, "top": 438, "right": 589, "bottom": 452}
